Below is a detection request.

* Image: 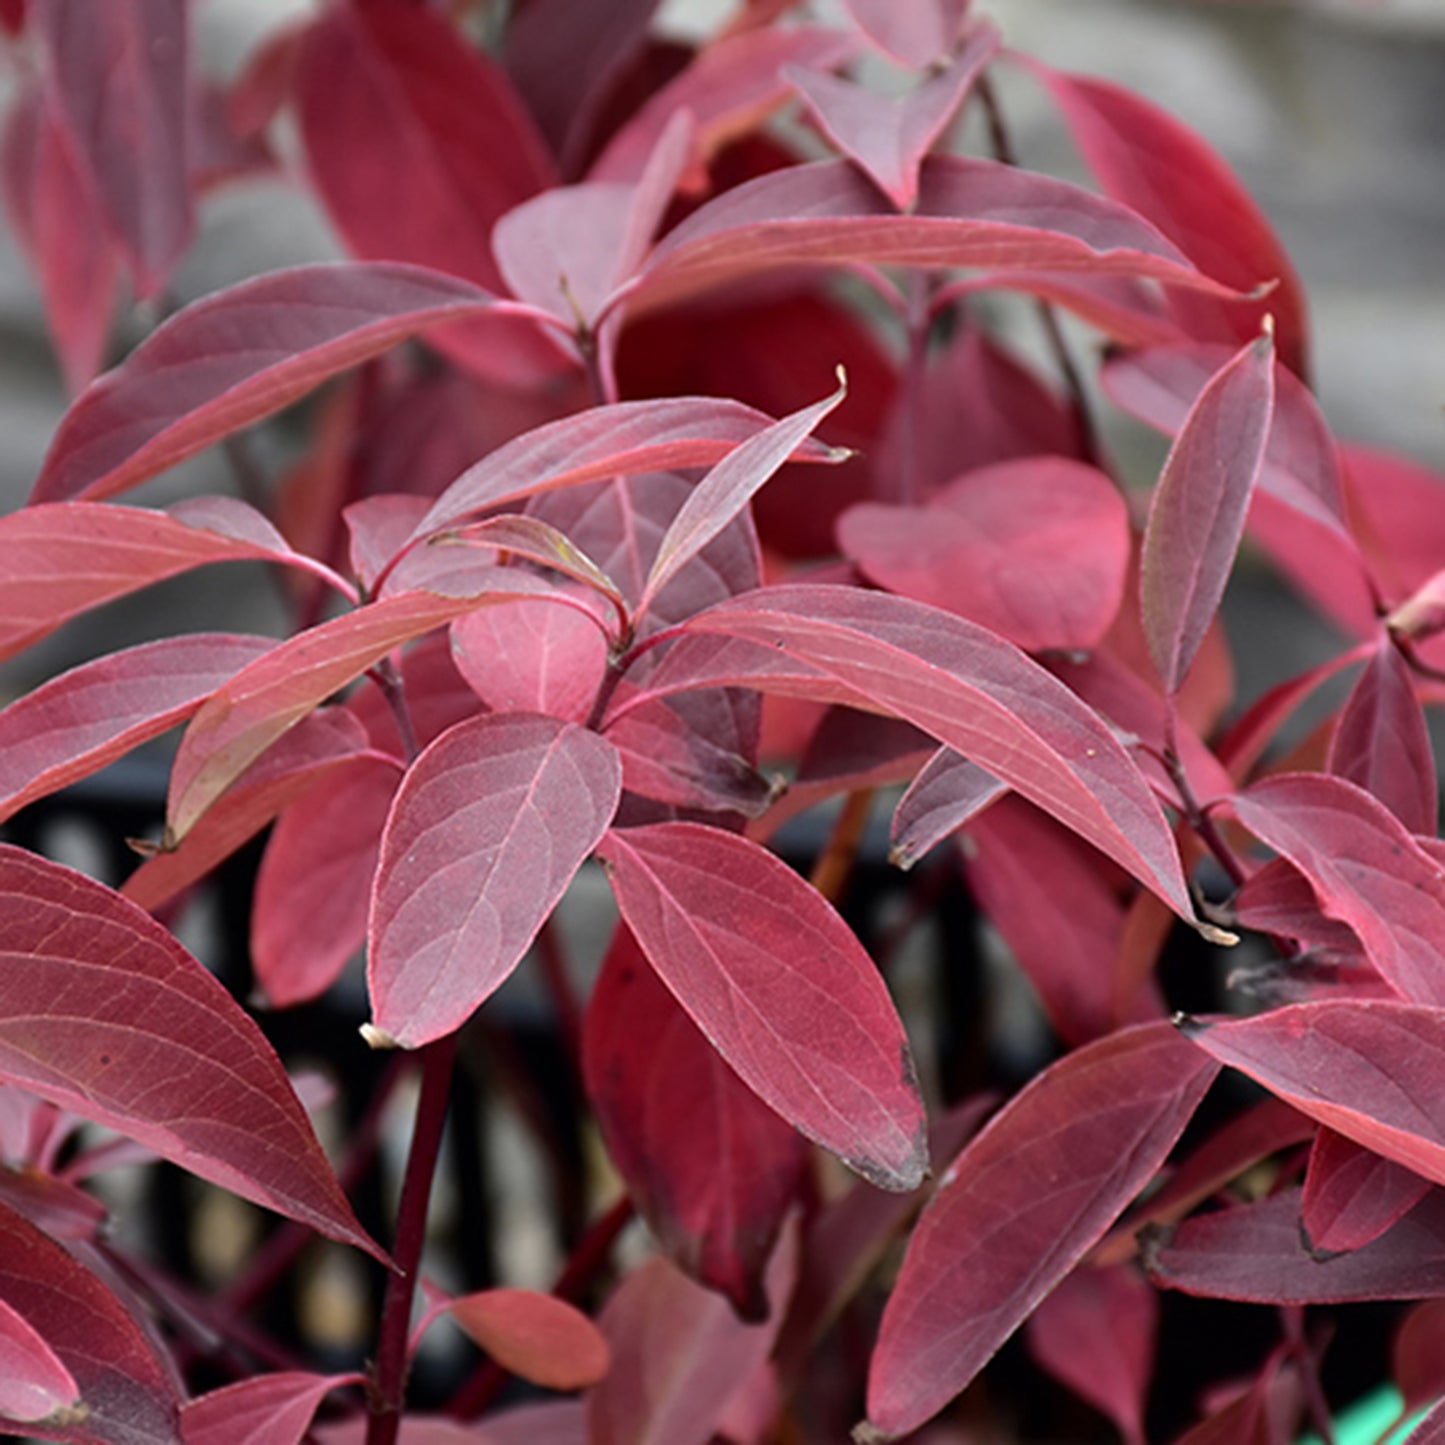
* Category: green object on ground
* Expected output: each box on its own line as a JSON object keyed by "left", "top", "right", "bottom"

{"left": 1297, "top": 1385, "right": 1430, "bottom": 1445}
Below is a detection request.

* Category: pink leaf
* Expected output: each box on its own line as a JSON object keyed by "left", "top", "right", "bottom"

{"left": 597, "top": 822, "right": 927, "bottom": 1190}
{"left": 839, "top": 0, "right": 973, "bottom": 68}
{"left": 1301, "top": 1128, "right": 1431, "bottom": 1256}
{"left": 890, "top": 749, "right": 1007, "bottom": 869}
{"left": 345, "top": 495, "right": 434, "bottom": 596}
{"left": 1344, "top": 445, "right": 1445, "bottom": 619}
{"left": 180, "top": 1373, "right": 363, "bottom": 1445}
{"left": 0, "top": 1293, "right": 80, "bottom": 1424}
{"left": 864, "top": 1022, "right": 1217, "bottom": 1437}
{"left": 1228, "top": 858, "right": 1366, "bottom": 964}
{"left": 366, "top": 715, "right": 622, "bottom": 1049}
{"left": 32, "top": 0, "right": 192, "bottom": 296}
{"left": 438, "top": 1289, "right": 610, "bottom": 1391}
{"left": 0, "top": 634, "right": 275, "bottom": 824}
{"left": 32, "top": 263, "right": 510, "bottom": 505}
{"left": 0, "top": 846, "right": 383, "bottom": 1260}
{"left": 1139, "top": 330, "right": 1275, "bottom": 694}
{"left": 839, "top": 456, "right": 1130, "bottom": 652}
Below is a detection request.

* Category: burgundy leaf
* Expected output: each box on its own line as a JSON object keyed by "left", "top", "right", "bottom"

{"left": 0, "top": 634, "right": 275, "bottom": 825}
{"left": 0, "top": 1196, "right": 180, "bottom": 1443}
{"left": 839, "top": 456, "right": 1130, "bottom": 652}
{"left": 890, "top": 749, "right": 1007, "bottom": 869}
{"left": 1301, "top": 1127, "right": 1431, "bottom": 1256}
{"left": 32, "top": 264, "right": 512, "bottom": 505}
{"left": 0, "top": 846, "right": 382, "bottom": 1259}
{"left": 1139, "top": 330, "right": 1275, "bottom": 694}
{"left": 1329, "top": 634, "right": 1437, "bottom": 837}
{"left": 1170, "top": 1353, "right": 1297, "bottom": 1445}
{"left": 597, "top": 822, "right": 927, "bottom": 1190}
{"left": 864, "top": 1022, "right": 1217, "bottom": 1437}
{"left": 785, "top": 23, "right": 997, "bottom": 210}
{"left": 436, "top": 1289, "right": 609, "bottom": 1391}
{"left": 1225, "top": 772, "right": 1445, "bottom": 1006}
{"left": 839, "top": 0, "right": 973, "bottom": 68}
{"left": 0, "top": 1293, "right": 80, "bottom": 1424}
{"left": 1396, "top": 1300, "right": 1445, "bottom": 1414}
{"left": 32, "top": 0, "right": 192, "bottom": 296}
{"left": 366, "top": 714, "right": 622, "bottom": 1049}
{"left": 583, "top": 923, "right": 807, "bottom": 1318}
{"left": 1228, "top": 858, "right": 1366, "bottom": 963}
{"left": 179, "top": 1373, "right": 363, "bottom": 1445}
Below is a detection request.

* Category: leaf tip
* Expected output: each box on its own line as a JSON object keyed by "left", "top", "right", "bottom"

{"left": 887, "top": 841, "right": 916, "bottom": 871}
{"left": 1193, "top": 920, "right": 1239, "bottom": 948}
{"left": 853, "top": 1421, "right": 893, "bottom": 1445}
{"left": 359, "top": 1022, "right": 401, "bottom": 1051}
{"left": 1170, "top": 1011, "right": 1205, "bottom": 1038}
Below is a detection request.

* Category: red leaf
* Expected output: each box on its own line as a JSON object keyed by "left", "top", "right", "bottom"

{"left": 597, "top": 822, "right": 927, "bottom": 1190}
{"left": 314, "top": 1409, "right": 585, "bottom": 1445}
{"left": 1026, "top": 61, "right": 1309, "bottom": 375}
{"left": 864, "top": 1022, "right": 1217, "bottom": 1437}
{"left": 180, "top": 1373, "right": 363, "bottom": 1445}
{"left": 890, "top": 749, "right": 1006, "bottom": 869}
{"left": 1302, "top": 1128, "right": 1431, "bottom": 1256}
{"left": 583, "top": 923, "right": 807, "bottom": 1318}
{"left": 1344, "top": 444, "right": 1445, "bottom": 613}
{"left": 839, "top": 0, "right": 973, "bottom": 68}
{"left": 0, "top": 634, "right": 275, "bottom": 825}
{"left": 437, "top": 1289, "right": 610, "bottom": 1391}
{"left": 1395, "top": 1300, "right": 1445, "bottom": 1414}
{"left": 0, "top": 846, "right": 382, "bottom": 1259}
{"left": 0, "top": 1196, "right": 181, "bottom": 1443}
{"left": 1139, "top": 331, "right": 1275, "bottom": 694}
{"left": 0, "top": 1293, "right": 80, "bottom": 1424}
{"left": 366, "top": 715, "right": 622, "bottom": 1049}
{"left": 1329, "top": 634, "right": 1437, "bottom": 837}
{"left": 839, "top": 456, "right": 1130, "bottom": 652}
{"left": 32, "top": 0, "right": 192, "bottom": 296}
{"left": 1228, "top": 858, "right": 1366, "bottom": 964}
{"left": 32, "top": 263, "right": 510, "bottom": 505}
{"left": 1225, "top": 773, "right": 1445, "bottom": 1006}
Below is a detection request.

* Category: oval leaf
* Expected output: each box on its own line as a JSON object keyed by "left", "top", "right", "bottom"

{"left": 0, "top": 1293, "right": 80, "bottom": 1424}
{"left": 180, "top": 1373, "right": 363, "bottom": 1445}
{"left": 1301, "top": 1128, "right": 1431, "bottom": 1256}
{"left": 440, "top": 1289, "right": 609, "bottom": 1391}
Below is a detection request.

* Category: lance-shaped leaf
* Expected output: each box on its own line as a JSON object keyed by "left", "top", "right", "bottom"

{"left": 785, "top": 23, "right": 997, "bottom": 211}
{"left": 890, "top": 749, "right": 1007, "bottom": 869}
{"left": 33, "top": 0, "right": 192, "bottom": 297}
{"left": 180, "top": 1373, "right": 364, "bottom": 1445}
{"left": 662, "top": 585, "right": 1201, "bottom": 924}
{"left": 1302, "top": 1128, "right": 1431, "bottom": 1256}
{"left": 32, "top": 263, "right": 518, "bottom": 504}
{"left": 366, "top": 715, "right": 622, "bottom": 1049}
{"left": 1139, "top": 330, "right": 1275, "bottom": 694}
{"left": 864, "top": 1022, "right": 1217, "bottom": 1438}
{"left": 1181, "top": 1001, "right": 1445, "bottom": 1189}
{"left": 0, "top": 1294, "right": 80, "bottom": 1425}
{"left": 0, "top": 633, "right": 275, "bottom": 824}
{"left": 598, "top": 822, "right": 927, "bottom": 1191}
{"left": 0, "top": 846, "right": 382, "bottom": 1261}
{"left": 427, "top": 1289, "right": 609, "bottom": 1391}
{"left": 1225, "top": 773, "right": 1445, "bottom": 1006}
{"left": 1329, "top": 634, "right": 1437, "bottom": 837}
{"left": 840, "top": 0, "right": 973, "bottom": 67}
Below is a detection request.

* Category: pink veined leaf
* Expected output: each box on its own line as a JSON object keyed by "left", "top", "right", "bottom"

{"left": 785, "top": 22, "right": 998, "bottom": 211}
{"left": 1025, "top": 1265, "right": 1157, "bottom": 1445}
{"left": 1227, "top": 858, "right": 1367, "bottom": 963}
{"left": 1181, "top": 1001, "right": 1445, "bottom": 1190}
{"left": 366, "top": 714, "right": 623, "bottom": 1049}
{"left": 179, "top": 1373, "right": 364, "bottom": 1445}
{"left": 1139, "top": 329, "right": 1276, "bottom": 695}
{"left": 0, "top": 1196, "right": 181, "bottom": 1443}
{"left": 655, "top": 584, "right": 1203, "bottom": 926}
{"left": 31, "top": 263, "right": 522, "bottom": 505}
{"left": 429, "top": 1289, "right": 610, "bottom": 1391}
{"left": 627, "top": 155, "right": 1250, "bottom": 320}
{"left": 583, "top": 923, "right": 808, "bottom": 1319}
{"left": 1328, "top": 633, "right": 1437, "bottom": 837}
{"left": 890, "top": 748, "right": 1007, "bottom": 869}
{"left": 838, "top": 455, "right": 1131, "bottom": 652}
{"left": 32, "top": 0, "right": 192, "bottom": 297}
{"left": 1224, "top": 772, "right": 1445, "bottom": 1006}
{"left": 598, "top": 821, "right": 928, "bottom": 1191}
{"left": 1023, "top": 60, "right": 1309, "bottom": 376}
{"left": 1, "top": 84, "right": 119, "bottom": 394}
{"left": 586, "top": 1229, "right": 796, "bottom": 1445}
{"left": 0, "top": 1293, "right": 80, "bottom": 1425}
{"left": 0, "top": 846, "right": 384, "bottom": 1262}
{"left": 0, "top": 633, "right": 276, "bottom": 825}
{"left": 864, "top": 1021, "right": 1218, "bottom": 1438}
{"left": 1301, "top": 1127, "right": 1431, "bottom": 1257}
{"left": 344, "top": 495, "right": 434, "bottom": 596}
{"left": 252, "top": 756, "right": 401, "bottom": 1008}
{"left": 839, "top": 0, "right": 973, "bottom": 68}
{"left": 1344, "top": 445, "right": 1445, "bottom": 618}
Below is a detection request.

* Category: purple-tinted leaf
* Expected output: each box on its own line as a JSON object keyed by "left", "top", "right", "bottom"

{"left": 0, "top": 846, "right": 382, "bottom": 1261}
{"left": 840, "top": 0, "right": 973, "bottom": 68}
{"left": 598, "top": 822, "right": 927, "bottom": 1190}
{"left": 33, "top": 264, "right": 514, "bottom": 505}
{"left": 0, "top": 1196, "right": 180, "bottom": 1443}
{"left": 0, "top": 1293, "right": 80, "bottom": 1424}
{"left": 1139, "top": 331, "right": 1275, "bottom": 694}
{"left": 786, "top": 23, "right": 997, "bottom": 210}
{"left": 32, "top": 0, "right": 192, "bottom": 297}
{"left": 1170, "top": 1353, "right": 1296, "bottom": 1445}
{"left": 890, "top": 749, "right": 1006, "bottom": 869}
{"left": 344, "top": 495, "right": 433, "bottom": 596}
{"left": 1396, "top": 1300, "right": 1445, "bottom": 1414}
{"left": 1228, "top": 858, "right": 1367, "bottom": 963}
{"left": 1226, "top": 773, "right": 1445, "bottom": 1006}
{"left": 1329, "top": 634, "right": 1437, "bottom": 836}
{"left": 435, "top": 1289, "right": 609, "bottom": 1391}
{"left": 0, "top": 634, "right": 275, "bottom": 825}
{"left": 252, "top": 756, "right": 402, "bottom": 1008}
{"left": 1302, "top": 1128, "right": 1431, "bottom": 1256}
{"left": 864, "top": 1022, "right": 1217, "bottom": 1437}
{"left": 584, "top": 923, "right": 807, "bottom": 1318}
{"left": 839, "top": 456, "right": 1130, "bottom": 652}
{"left": 366, "top": 714, "right": 622, "bottom": 1049}
{"left": 180, "top": 1373, "right": 363, "bottom": 1445}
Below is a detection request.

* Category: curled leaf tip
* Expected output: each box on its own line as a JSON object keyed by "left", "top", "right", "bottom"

{"left": 359, "top": 1022, "right": 401, "bottom": 1050}
{"left": 887, "top": 842, "right": 916, "bottom": 872}
{"left": 853, "top": 1422, "right": 893, "bottom": 1445}
{"left": 1194, "top": 920, "right": 1239, "bottom": 948}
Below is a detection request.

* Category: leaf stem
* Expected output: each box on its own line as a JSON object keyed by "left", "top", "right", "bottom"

{"left": 1162, "top": 708, "right": 1247, "bottom": 890}
{"left": 370, "top": 655, "right": 422, "bottom": 764}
